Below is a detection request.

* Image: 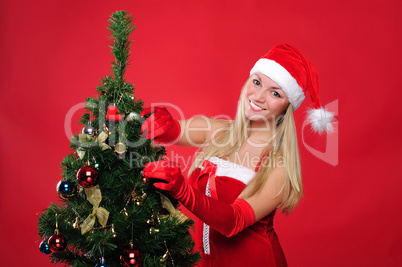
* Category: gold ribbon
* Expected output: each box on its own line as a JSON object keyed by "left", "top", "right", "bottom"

{"left": 158, "top": 192, "right": 188, "bottom": 223}
{"left": 77, "top": 133, "right": 111, "bottom": 159}
{"left": 81, "top": 185, "right": 110, "bottom": 235}
{"left": 97, "top": 132, "right": 111, "bottom": 151}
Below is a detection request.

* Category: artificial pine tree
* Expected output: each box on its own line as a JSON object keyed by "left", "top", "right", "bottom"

{"left": 38, "top": 10, "right": 200, "bottom": 267}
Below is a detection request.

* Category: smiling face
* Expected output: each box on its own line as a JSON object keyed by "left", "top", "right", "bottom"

{"left": 244, "top": 72, "right": 290, "bottom": 124}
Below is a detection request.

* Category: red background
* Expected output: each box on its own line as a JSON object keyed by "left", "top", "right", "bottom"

{"left": 1, "top": 0, "right": 401, "bottom": 266}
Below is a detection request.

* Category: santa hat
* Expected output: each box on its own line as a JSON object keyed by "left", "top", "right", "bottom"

{"left": 250, "top": 43, "right": 335, "bottom": 134}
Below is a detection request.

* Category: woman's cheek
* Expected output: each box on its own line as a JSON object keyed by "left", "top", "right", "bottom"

{"left": 272, "top": 99, "right": 288, "bottom": 115}
{"left": 244, "top": 83, "right": 255, "bottom": 96}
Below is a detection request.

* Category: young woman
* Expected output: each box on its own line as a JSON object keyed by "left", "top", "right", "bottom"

{"left": 142, "top": 43, "right": 334, "bottom": 266}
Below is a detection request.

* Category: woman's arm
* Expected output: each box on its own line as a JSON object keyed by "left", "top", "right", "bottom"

{"left": 143, "top": 159, "right": 286, "bottom": 237}
{"left": 240, "top": 165, "right": 286, "bottom": 221}
{"left": 141, "top": 106, "right": 230, "bottom": 147}
{"left": 176, "top": 117, "right": 231, "bottom": 147}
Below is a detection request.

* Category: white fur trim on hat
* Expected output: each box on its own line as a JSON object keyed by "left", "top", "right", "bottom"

{"left": 250, "top": 58, "right": 305, "bottom": 110}
{"left": 307, "top": 107, "right": 335, "bottom": 134}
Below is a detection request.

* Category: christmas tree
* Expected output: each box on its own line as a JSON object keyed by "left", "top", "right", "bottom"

{"left": 37, "top": 10, "right": 200, "bottom": 267}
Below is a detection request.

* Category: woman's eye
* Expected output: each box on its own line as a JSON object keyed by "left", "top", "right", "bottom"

{"left": 253, "top": 79, "right": 261, "bottom": 86}
{"left": 272, "top": 91, "right": 281, "bottom": 98}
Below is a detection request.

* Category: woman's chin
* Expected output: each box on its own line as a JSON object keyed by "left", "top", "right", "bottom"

{"left": 246, "top": 115, "right": 277, "bottom": 128}
{"left": 246, "top": 113, "right": 268, "bottom": 122}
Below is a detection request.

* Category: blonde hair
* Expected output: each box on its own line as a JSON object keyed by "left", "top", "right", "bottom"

{"left": 188, "top": 80, "right": 303, "bottom": 214}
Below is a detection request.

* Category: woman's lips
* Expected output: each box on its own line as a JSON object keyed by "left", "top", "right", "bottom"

{"left": 249, "top": 99, "right": 266, "bottom": 111}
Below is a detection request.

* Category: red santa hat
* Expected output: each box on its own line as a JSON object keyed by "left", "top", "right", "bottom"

{"left": 250, "top": 43, "right": 335, "bottom": 134}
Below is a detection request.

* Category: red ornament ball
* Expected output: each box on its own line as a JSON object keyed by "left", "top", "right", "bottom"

{"left": 120, "top": 248, "right": 143, "bottom": 267}
{"left": 76, "top": 164, "right": 99, "bottom": 188}
{"left": 48, "top": 233, "right": 67, "bottom": 253}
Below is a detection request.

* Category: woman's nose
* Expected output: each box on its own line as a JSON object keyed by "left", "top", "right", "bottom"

{"left": 253, "top": 90, "right": 265, "bottom": 102}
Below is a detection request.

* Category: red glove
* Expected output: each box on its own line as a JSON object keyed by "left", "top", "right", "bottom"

{"left": 143, "top": 160, "right": 255, "bottom": 237}
{"left": 140, "top": 107, "right": 181, "bottom": 144}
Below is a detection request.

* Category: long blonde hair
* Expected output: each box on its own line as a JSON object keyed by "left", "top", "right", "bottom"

{"left": 188, "top": 80, "right": 303, "bottom": 214}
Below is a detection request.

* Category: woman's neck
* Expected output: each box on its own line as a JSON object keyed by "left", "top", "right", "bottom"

{"left": 247, "top": 120, "right": 276, "bottom": 146}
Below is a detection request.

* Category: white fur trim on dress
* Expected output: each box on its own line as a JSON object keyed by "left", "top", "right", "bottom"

{"left": 208, "top": 157, "right": 255, "bottom": 185}
{"left": 250, "top": 58, "right": 305, "bottom": 110}
{"left": 307, "top": 107, "right": 335, "bottom": 134}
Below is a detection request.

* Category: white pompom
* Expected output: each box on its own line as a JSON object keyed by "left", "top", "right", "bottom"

{"left": 306, "top": 107, "right": 335, "bottom": 134}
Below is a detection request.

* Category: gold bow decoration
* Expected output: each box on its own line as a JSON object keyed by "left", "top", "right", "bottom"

{"left": 158, "top": 192, "right": 188, "bottom": 223}
{"left": 96, "top": 132, "right": 111, "bottom": 151}
{"left": 81, "top": 185, "right": 110, "bottom": 235}
{"left": 77, "top": 132, "right": 111, "bottom": 159}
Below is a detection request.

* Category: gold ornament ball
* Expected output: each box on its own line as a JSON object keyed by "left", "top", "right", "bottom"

{"left": 114, "top": 142, "right": 127, "bottom": 154}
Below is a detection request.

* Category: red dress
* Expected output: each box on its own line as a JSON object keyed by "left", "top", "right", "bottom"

{"left": 188, "top": 157, "right": 287, "bottom": 267}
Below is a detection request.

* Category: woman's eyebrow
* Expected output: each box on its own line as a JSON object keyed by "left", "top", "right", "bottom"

{"left": 255, "top": 73, "right": 283, "bottom": 90}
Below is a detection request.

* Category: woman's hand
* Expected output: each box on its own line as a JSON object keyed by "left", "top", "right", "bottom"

{"left": 140, "top": 107, "right": 181, "bottom": 144}
{"left": 142, "top": 159, "right": 255, "bottom": 238}
{"left": 142, "top": 160, "right": 186, "bottom": 199}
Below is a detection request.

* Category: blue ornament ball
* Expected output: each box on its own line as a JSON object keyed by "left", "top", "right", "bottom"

{"left": 39, "top": 239, "right": 51, "bottom": 254}
{"left": 56, "top": 180, "right": 77, "bottom": 199}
